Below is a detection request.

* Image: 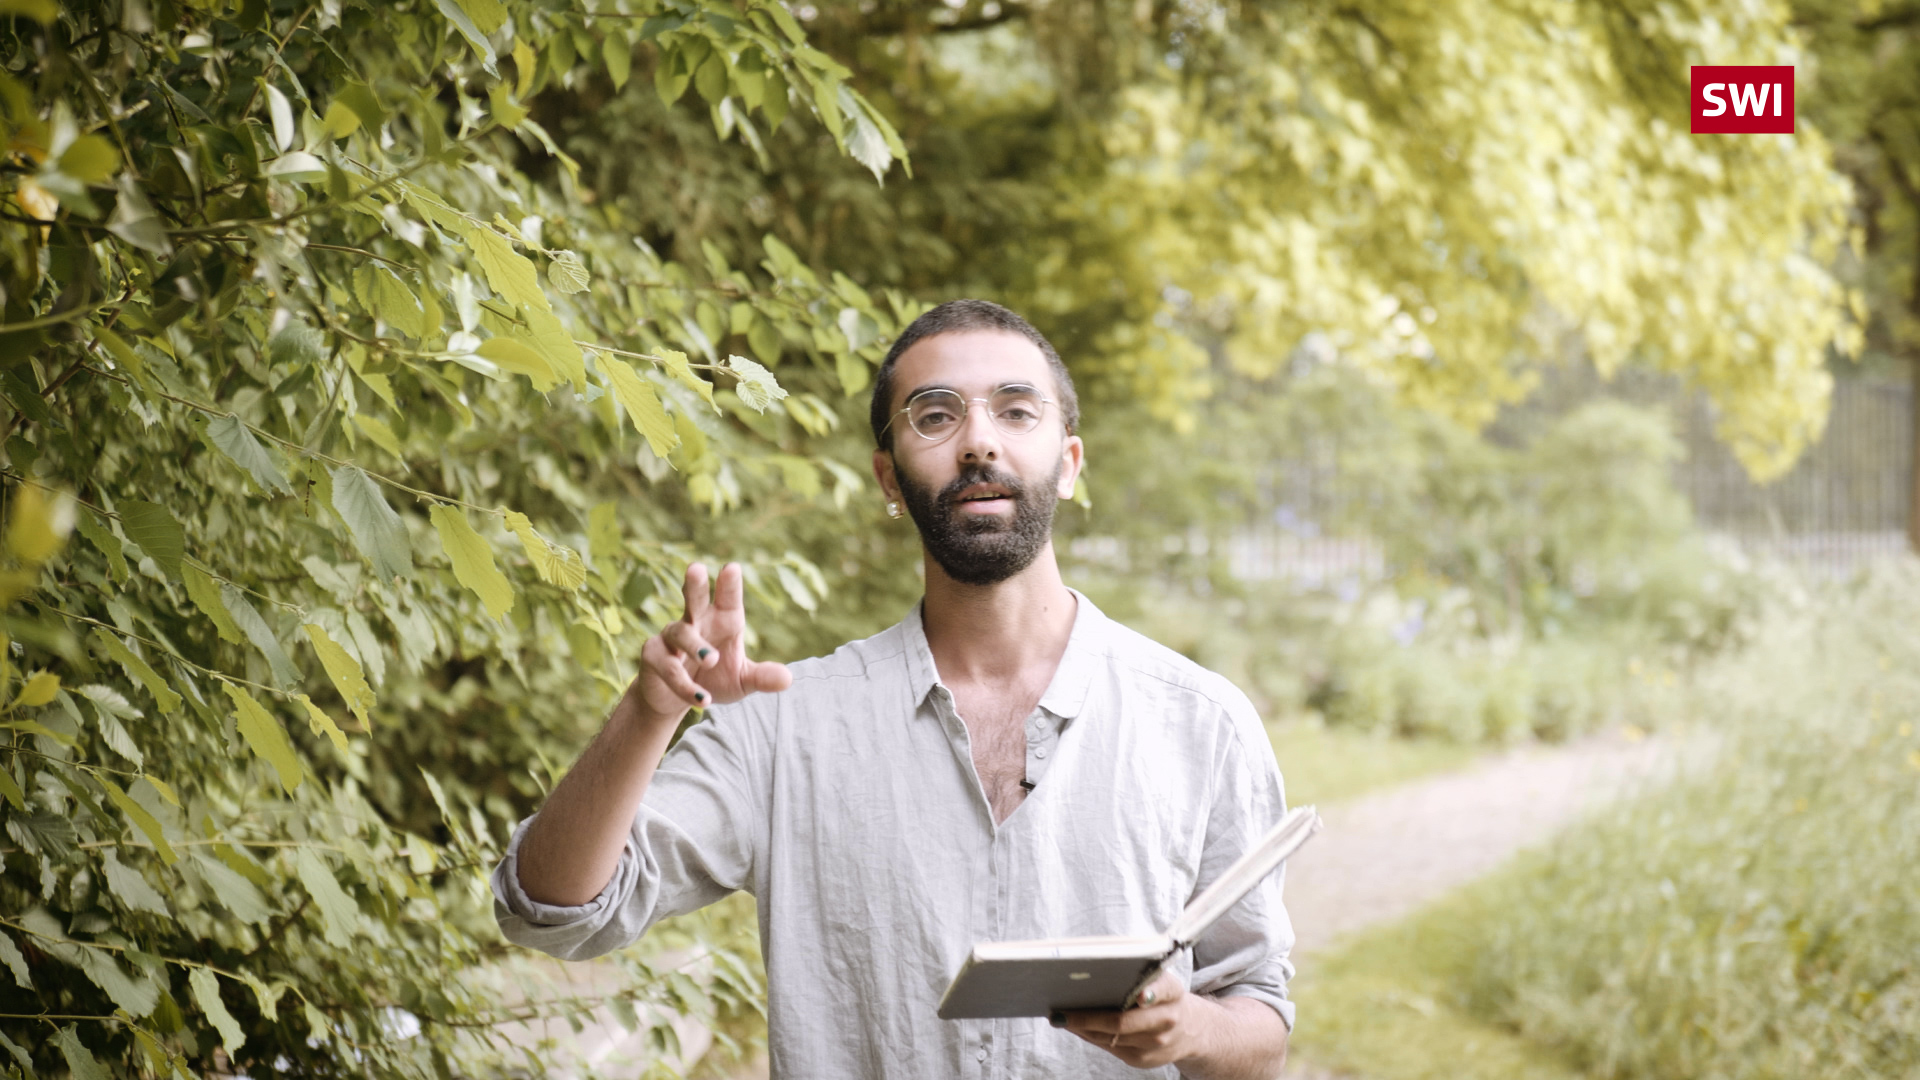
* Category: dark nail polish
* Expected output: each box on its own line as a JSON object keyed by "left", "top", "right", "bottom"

{"left": 694, "top": 690, "right": 707, "bottom": 704}
{"left": 697, "top": 647, "right": 712, "bottom": 660}
{"left": 1048, "top": 1011, "right": 1066, "bottom": 1029}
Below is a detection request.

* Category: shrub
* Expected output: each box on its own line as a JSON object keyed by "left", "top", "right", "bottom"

{"left": 1460, "top": 559, "right": 1920, "bottom": 1079}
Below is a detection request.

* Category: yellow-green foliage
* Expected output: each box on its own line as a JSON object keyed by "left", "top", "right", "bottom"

{"left": 1460, "top": 562, "right": 1920, "bottom": 1079}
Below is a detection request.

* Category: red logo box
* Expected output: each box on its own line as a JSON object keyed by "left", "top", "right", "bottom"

{"left": 1691, "top": 66, "right": 1795, "bottom": 134}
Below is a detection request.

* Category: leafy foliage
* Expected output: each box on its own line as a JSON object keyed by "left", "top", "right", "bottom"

{"left": 0, "top": 0, "right": 1878, "bottom": 1074}
{"left": 0, "top": 0, "right": 917, "bottom": 1074}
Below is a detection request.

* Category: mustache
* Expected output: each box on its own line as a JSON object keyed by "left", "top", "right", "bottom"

{"left": 936, "top": 466, "right": 1029, "bottom": 504}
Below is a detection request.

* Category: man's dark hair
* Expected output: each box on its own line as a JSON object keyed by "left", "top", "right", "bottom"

{"left": 869, "top": 299, "right": 1080, "bottom": 450}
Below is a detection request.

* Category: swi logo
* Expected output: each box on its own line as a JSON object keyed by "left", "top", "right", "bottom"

{"left": 1691, "top": 65, "right": 1795, "bottom": 134}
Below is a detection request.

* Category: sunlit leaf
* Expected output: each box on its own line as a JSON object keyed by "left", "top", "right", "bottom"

{"left": 429, "top": 505, "right": 515, "bottom": 619}
{"left": 222, "top": 682, "right": 304, "bottom": 794}
{"left": 190, "top": 968, "right": 246, "bottom": 1056}
{"left": 603, "top": 359, "right": 680, "bottom": 459}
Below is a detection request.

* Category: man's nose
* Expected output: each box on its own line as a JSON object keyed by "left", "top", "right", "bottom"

{"left": 953, "top": 399, "right": 1001, "bottom": 463}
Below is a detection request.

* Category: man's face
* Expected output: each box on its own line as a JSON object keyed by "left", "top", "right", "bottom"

{"left": 873, "top": 331, "right": 1083, "bottom": 587}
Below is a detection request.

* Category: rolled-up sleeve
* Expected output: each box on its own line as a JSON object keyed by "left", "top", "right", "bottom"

{"left": 491, "top": 697, "right": 771, "bottom": 961}
{"left": 1186, "top": 687, "right": 1297, "bottom": 1032}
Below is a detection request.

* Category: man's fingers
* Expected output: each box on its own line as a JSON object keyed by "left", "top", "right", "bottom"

{"left": 640, "top": 636, "right": 709, "bottom": 709}
{"left": 682, "top": 562, "right": 711, "bottom": 624}
{"left": 662, "top": 621, "right": 718, "bottom": 668}
{"left": 712, "top": 561, "right": 745, "bottom": 612}
{"left": 744, "top": 659, "right": 794, "bottom": 694}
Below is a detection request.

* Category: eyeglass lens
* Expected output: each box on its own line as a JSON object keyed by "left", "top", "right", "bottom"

{"left": 908, "top": 386, "right": 1047, "bottom": 440}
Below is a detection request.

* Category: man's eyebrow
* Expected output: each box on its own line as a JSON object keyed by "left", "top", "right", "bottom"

{"left": 901, "top": 380, "right": 1041, "bottom": 400}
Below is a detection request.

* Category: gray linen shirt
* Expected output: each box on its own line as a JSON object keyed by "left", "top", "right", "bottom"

{"left": 492, "top": 588, "right": 1296, "bottom": 1079}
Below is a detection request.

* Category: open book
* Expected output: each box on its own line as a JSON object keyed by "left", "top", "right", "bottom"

{"left": 936, "top": 805, "right": 1324, "bottom": 1020}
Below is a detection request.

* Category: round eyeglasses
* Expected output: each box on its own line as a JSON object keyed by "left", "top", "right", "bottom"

{"left": 881, "top": 385, "right": 1056, "bottom": 445}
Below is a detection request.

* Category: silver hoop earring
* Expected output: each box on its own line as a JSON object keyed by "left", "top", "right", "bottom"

{"left": 886, "top": 501, "right": 902, "bottom": 519}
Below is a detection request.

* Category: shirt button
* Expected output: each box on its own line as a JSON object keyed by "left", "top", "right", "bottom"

{"left": 1035, "top": 747, "right": 1049, "bottom": 759}
{"left": 976, "top": 1046, "right": 988, "bottom": 1062}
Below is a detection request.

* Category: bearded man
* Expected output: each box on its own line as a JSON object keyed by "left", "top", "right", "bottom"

{"left": 492, "top": 299, "right": 1297, "bottom": 1078}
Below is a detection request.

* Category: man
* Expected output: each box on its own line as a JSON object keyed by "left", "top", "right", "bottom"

{"left": 492, "top": 299, "right": 1296, "bottom": 1078}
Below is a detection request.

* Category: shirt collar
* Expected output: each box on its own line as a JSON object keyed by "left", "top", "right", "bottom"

{"left": 898, "top": 586, "right": 1106, "bottom": 721}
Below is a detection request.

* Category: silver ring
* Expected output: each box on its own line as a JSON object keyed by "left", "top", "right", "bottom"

{"left": 1142, "top": 988, "right": 1156, "bottom": 1006}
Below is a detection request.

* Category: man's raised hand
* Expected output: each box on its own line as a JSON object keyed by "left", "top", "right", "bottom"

{"left": 632, "top": 562, "right": 794, "bottom": 723}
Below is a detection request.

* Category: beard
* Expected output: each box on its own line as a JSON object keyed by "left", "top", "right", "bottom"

{"left": 895, "top": 458, "right": 1061, "bottom": 587}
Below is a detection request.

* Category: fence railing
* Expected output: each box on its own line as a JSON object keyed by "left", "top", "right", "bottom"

{"left": 1228, "top": 368, "right": 1915, "bottom": 585}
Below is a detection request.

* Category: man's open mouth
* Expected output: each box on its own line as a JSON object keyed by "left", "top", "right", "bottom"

{"left": 955, "top": 484, "right": 1013, "bottom": 507}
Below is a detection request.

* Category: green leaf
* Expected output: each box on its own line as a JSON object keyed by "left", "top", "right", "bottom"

{"left": 475, "top": 337, "right": 557, "bottom": 391}
{"left": 431, "top": 0, "right": 498, "bottom": 73}
{"left": 334, "top": 82, "right": 385, "bottom": 131}
{"left": 294, "top": 848, "right": 359, "bottom": 948}
{"left": 0, "top": 931, "right": 29, "bottom": 989}
{"left": 322, "top": 100, "right": 360, "bottom": 139}
{"left": 74, "top": 942, "right": 160, "bottom": 1017}
{"left": 190, "top": 968, "right": 246, "bottom": 1057}
{"left": 75, "top": 508, "right": 129, "bottom": 583}
{"left": 404, "top": 184, "right": 473, "bottom": 238}
{"left": 604, "top": 359, "right": 680, "bottom": 459}
{"left": 330, "top": 466, "right": 413, "bottom": 582}
{"left": 91, "top": 629, "right": 181, "bottom": 714}
{"left": 205, "top": 414, "right": 293, "bottom": 495}
{"left": 107, "top": 176, "right": 172, "bottom": 255}
{"left": 467, "top": 226, "right": 549, "bottom": 314}
{"left": 57, "top": 1025, "right": 110, "bottom": 1080}
{"left": 264, "top": 82, "right": 295, "bottom": 151}
{"left": 15, "top": 670, "right": 59, "bottom": 707}
{"left": 503, "top": 511, "right": 587, "bottom": 589}
{"left": 0, "top": 766, "right": 21, "bottom": 811}
{"left": 191, "top": 853, "right": 272, "bottom": 924}
{"left": 727, "top": 354, "right": 790, "bottom": 411}
{"left": 304, "top": 623, "right": 375, "bottom": 729}
{"left": 661, "top": 348, "right": 717, "bottom": 410}
{"left": 0, "top": 0, "right": 56, "bottom": 23}
{"left": 354, "top": 264, "right": 430, "bottom": 339}
{"left": 455, "top": 0, "right": 506, "bottom": 33}
{"left": 847, "top": 106, "right": 892, "bottom": 182}
{"left": 835, "top": 349, "right": 870, "bottom": 397}
{"left": 296, "top": 694, "right": 350, "bottom": 753}
{"left": 58, "top": 133, "right": 120, "bottom": 184}
{"left": 352, "top": 414, "right": 405, "bottom": 459}
{"left": 98, "top": 776, "right": 177, "bottom": 865}
{"left": 184, "top": 562, "right": 244, "bottom": 643}
{"left": 102, "top": 849, "right": 171, "bottom": 917}
{"left": 695, "top": 51, "right": 729, "bottom": 104}
{"left": 118, "top": 499, "right": 184, "bottom": 579}
{"left": 221, "top": 584, "right": 301, "bottom": 689}
{"left": 430, "top": 505, "right": 515, "bottom": 618}
{"left": 269, "top": 321, "right": 327, "bottom": 368}
{"left": 222, "top": 682, "right": 304, "bottom": 794}
{"left": 605, "top": 28, "right": 632, "bottom": 89}
{"left": 522, "top": 310, "right": 587, "bottom": 391}
{"left": 548, "top": 250, "right": 591, "bottom": 294}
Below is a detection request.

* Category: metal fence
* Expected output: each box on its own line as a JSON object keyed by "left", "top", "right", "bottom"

{"left": 1230, "top": 363, "right": 1915, "bottom": 585}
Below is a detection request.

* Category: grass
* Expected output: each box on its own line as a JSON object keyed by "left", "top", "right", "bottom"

{"left": 1266, "top": 721, "right": 1483, "bottom": 806}
{"left": 1283, "top": 560, "right": 1920, "bottom": 1080}
{"left": 1286, "top": 879, "right": 1587, "bottom": 1080}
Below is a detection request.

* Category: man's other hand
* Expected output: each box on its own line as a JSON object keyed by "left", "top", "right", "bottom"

{"left": 1060, "top": 970, "right": 1207, "bottom": 1071}
{"left": 636, "top": 561, "right": 793, "bottom": 721}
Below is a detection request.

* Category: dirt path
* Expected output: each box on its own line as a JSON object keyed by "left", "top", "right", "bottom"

{"left": 1283, "top": 725, "right": 1700, "bottom": 958}
{"left": 1278, "top": 724, "right": 1709, "bottom": 1079}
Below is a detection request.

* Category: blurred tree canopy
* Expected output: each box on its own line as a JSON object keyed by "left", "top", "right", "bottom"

{"left": 1791, "top": 0, "right": 1920, "bottom": 546}
{"left": 0, "top": 0, "right": 1869, "bottom": 1076}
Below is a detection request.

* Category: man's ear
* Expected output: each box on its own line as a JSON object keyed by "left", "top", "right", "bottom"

{"left": 1055, "top": 434, "right": 1085, "bottom": 499}
{"left": 872, "top": 447, "right": 903, "bottom": 503}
